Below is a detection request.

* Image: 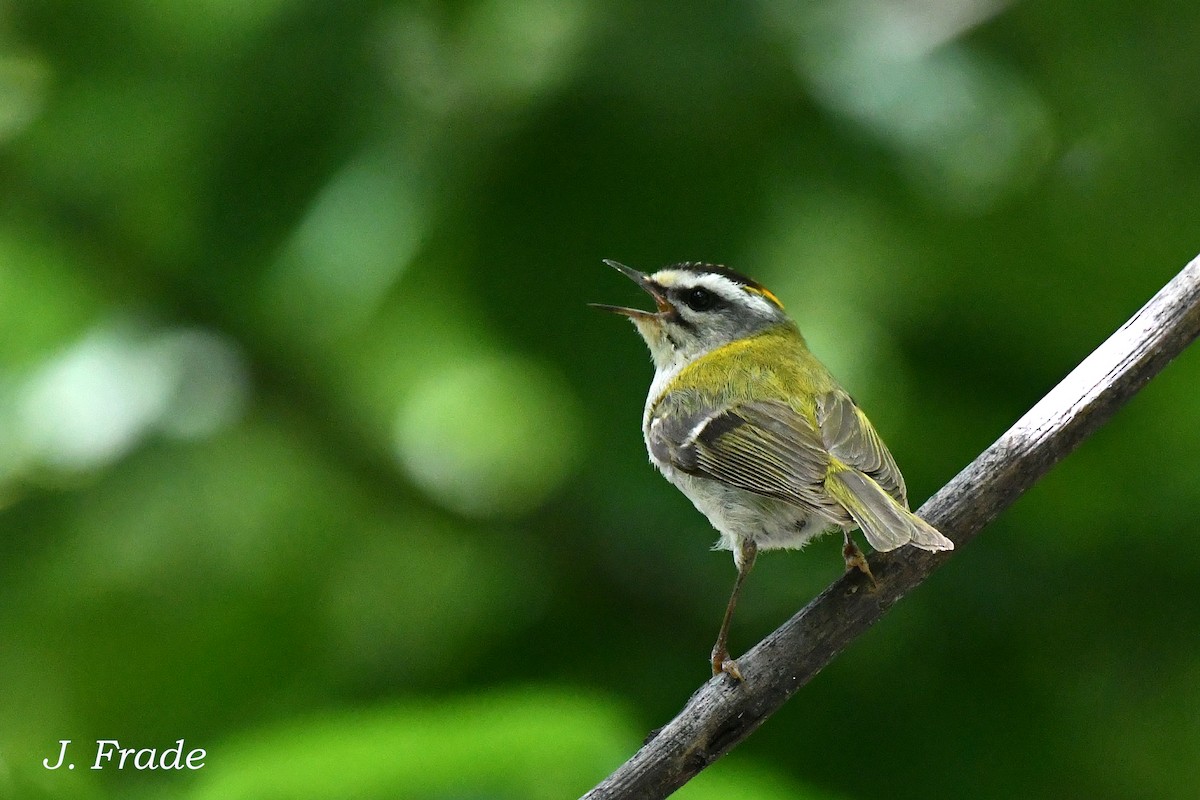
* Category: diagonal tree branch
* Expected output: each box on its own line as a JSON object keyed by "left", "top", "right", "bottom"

{"left": 583, "top": 254, "right": 1200, "bottom": 800}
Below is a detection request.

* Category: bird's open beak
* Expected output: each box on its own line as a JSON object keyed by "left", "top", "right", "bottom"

{"left": 589, "top": 259, "right": 673, "bottom": 319}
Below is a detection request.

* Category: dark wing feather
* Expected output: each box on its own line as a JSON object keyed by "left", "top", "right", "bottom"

{"left": 815, "top": 391, "right": 907, "bottom": 506}
{"left": 648, "top": 398, "right": 832, "bottom": 513}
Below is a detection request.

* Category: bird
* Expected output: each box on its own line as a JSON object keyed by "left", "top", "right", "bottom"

{"left": 592, "top": 259, "right": 953, "bottom": 680}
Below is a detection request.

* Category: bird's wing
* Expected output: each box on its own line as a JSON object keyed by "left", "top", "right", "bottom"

{"left": 814, "top": 390, "right": 907, "bottom": 506}
{"left": 815, "top": 391, "right": 953, "bottom": 551}
{"left": 648, "top": 397, "right": 833, "bottom": 514}
{"left": 650, "top": 392, "right": 954, "bottom": 552}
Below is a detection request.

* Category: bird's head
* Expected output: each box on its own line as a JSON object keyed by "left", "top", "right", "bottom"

{"left": 592, "top": 260, "right": 790, "bottom": 369}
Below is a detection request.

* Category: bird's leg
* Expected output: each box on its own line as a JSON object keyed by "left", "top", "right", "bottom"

{"left": 842, "top": 530, "right": 878, "bottom": 589}
{"left": 711, "top": 538, "right": 758, "bottom": 681}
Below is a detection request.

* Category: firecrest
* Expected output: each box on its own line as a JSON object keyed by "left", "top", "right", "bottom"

{"left": 593, "top": 260, "right": 953, "bottom": 680}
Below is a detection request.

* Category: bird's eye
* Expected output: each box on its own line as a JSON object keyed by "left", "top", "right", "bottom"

{"left": 683, "top": 287, "right": 717, "bottom": 311}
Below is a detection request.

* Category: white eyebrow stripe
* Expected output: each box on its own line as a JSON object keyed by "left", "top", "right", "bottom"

{"left": 650, "top": 268, "right": 781, "bottom": 319}
{"left": 684, "top": 273, "right": 742, "bottom": 299}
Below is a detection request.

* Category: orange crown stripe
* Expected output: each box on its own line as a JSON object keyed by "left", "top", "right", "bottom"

{"left": 745, "top": 285, "right": 784, "bottom": 309}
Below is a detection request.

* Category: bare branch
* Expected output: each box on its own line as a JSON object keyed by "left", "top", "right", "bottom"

{"left": 583, "top": 255, "right": 1200, "bottom": 800}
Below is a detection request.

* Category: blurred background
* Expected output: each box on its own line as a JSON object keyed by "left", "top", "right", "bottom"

{"left": 1, "top": 1, "right": 1198, "bottom": 798}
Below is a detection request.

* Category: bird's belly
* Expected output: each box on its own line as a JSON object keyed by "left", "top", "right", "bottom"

{"left": 657, "top": 465, "right": 843, "bottom": 552}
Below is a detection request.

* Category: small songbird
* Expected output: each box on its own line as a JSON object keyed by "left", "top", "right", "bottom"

{"left": 593, "top": 260, "right": 953, "bottom": 679}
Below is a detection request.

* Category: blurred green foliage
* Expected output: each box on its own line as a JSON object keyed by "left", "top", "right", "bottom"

{"left": 1, "top": 1, "right": 1199, "bottom": 799}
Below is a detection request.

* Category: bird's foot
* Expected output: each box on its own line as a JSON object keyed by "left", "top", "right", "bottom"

{"left": 843, "top": 540, "right": 879, "bottom": 589}
{"left": 711, "top": 647, "right": 744, "bottom": 682}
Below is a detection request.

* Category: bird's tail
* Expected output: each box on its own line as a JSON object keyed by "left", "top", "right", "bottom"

{"left": 824, "top": 466, "right": 954, "bottom": 552}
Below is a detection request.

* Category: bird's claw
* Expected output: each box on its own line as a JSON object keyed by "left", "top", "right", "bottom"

{"left": 711, "top": 650, "right": 745, "bottom": 682}
{"left": 843, "top": 540, "right": 879, "bottom": 589}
